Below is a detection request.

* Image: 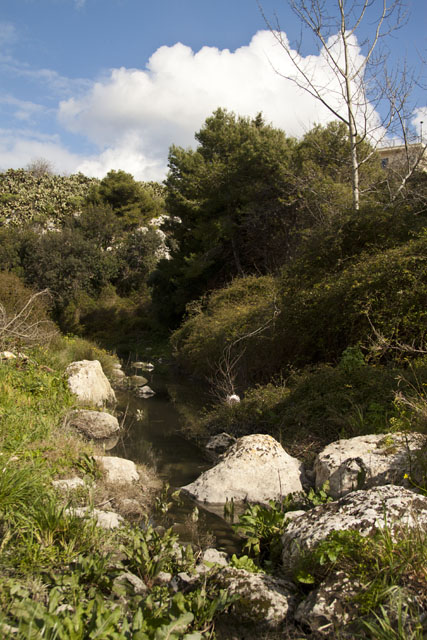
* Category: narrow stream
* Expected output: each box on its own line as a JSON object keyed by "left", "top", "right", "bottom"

{"left": 111, "top": 368, "right": 241, "bottom": 554}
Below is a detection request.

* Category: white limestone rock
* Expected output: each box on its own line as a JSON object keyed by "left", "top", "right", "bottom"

{"left": 284, "top": 510, "right": 306, "bottom": 522}
{"left": 95, "top": 455, "right": 139, "bottom": 484}
{"left": 0, "top": 351, "right": 16, "bottom": 360}
{"left": 66, "top": 410, "right": 119, "bottom": 440}
{"left": 182, "top": 434, "right": 304, "bottom": 504}
{"left": 205, "top": 432, "right": 236, "bottom": 455}
{"left": 65, "top": 360, "right": 116, "bottom": 407}
{"left": 295, "top": 571, "right": 362, "bottom": 636}
{"left": 129, "top": 375, "right": 148, "bottom": 387}
{"left": 114, "top": 572, "right": 147, "bottom": 595}
{"left": 282, "top": 485, "right": 427, "bottom": 571}
{"left": 137, "top": 385, "right": 155, "bottom": 397}
{"left": 315, "top": 432, "right": 427, "bottom": 498}
{"left": 52, "top": 477, "right": 85, "bottom": 491}
{"left": 215, "top": 567, "right": 296, "bottom": 628}
{"left": 68, "top": 507, "right": 123, "bottom": 529}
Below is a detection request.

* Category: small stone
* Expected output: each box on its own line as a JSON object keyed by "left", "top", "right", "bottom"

{"left": 201, "top": 548, "right": 228, "bottom": 566}
{"left": 295, "top": 571, "right": 361, "bottom": 635}
{"left": 66, "top": 410, "right": 119, "bottom": 440}
{"left": 95, "top": 456, "right": 139, "bottom": 484}
{"left": 129, "top": 375, "right": 148, "bottom": 387}
{"left": 205, "top": 433, "right": 236, "bottom": 455}
{"left": 0, "top": 351, "right": 16, "bottom": 360}
{"left": 68, "top": 507, "right": 123, "bottom": 529}
{"left": 115, "top": 572, "right": 147, "bottom": 594}
{"left": 52, "top": 477, "right": 85, "bottom": 491}
{"left": 155, "top": 571, "right": 172, "bottom": 584}
{"left": 138, "top": 385, "right": 155, "bottom": 397}
{"left": 284, "top": 510, "right": 306, "bottom": 522}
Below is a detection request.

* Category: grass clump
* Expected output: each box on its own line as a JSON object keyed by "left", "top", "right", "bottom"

{"left": 294, "top": 527, "right": 427, "bottom": 638}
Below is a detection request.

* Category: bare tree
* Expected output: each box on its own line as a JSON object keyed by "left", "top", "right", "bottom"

{"left": 26, "top": 157, "right": 54, "bottom": 178}
{"left": 260, "top": 0, "right": 425, "bottom": 210}
{"left": 0, "top": 288, "right": 57, "bottom": 350}
{"left": 208, "top": 294, "right": 280, "bottom": 402}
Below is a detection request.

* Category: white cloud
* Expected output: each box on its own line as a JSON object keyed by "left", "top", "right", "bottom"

{"left": 59, "top": 30, "right": 375, "bottom": 179}
{"left": 0, "top": 95, "right": 48, "bottom": 121}
{"left": 0, "top": 128, "right": 83, "bottom": 175}
{"left": 2, "top": 29, "right": 424, "bottom": 180}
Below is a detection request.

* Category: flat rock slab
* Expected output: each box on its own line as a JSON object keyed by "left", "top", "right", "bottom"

{"left": 95, "top": 455, "right": 139, "bottom": 484}
{"left": 282, "top": 485, "right": 427, "bottom": 571}
{"left": 182, "top": 434, "right": 303, "bottom": 504}
{"left": 65, "top": 360, "right": 116, "bottom": 407}
{"left": 66, "top": 410, "right": 119, "bottom": 439}
{"left": 315, "top": 432, "right": 427, "bottom": 498}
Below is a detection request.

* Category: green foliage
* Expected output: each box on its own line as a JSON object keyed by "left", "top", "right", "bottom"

{"left": 121, "top": 525, "right": 181, "bottom": 582}
{"left": 0, "top": 357, "right": 73, "bottom": 452}
{"left": 40, "top": 334, "right": 118, "bottom": 378}
{"left": 233, "top": 486, "right": 333, "bottom": 572}
{"left": 154, "top": 108, "right": 296, "bottom": 320}
{"left": 233, "top": 501, "right": 288, "bottom": 569}
{"left": 0, "top": 169, "right": 96, "bottom": 227}
{"left": 91, "top": 170, "right": 165, "bottom": 229}
{"left": 202, "top": 363, "right": 406, "bottom": 457}
{"left": 293, "top": 527, "right": 427, "bottom": 637}
{"left": 171, "top": 275, "right": 279, "bottom": 385}
{"left": 229, "top": 554, "right": 262, "bottom": 573}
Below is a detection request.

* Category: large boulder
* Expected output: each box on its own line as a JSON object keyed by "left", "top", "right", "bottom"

{"left": 65, "top": 360, "right": 116, "bottom": 407}
{"left": 66, "top": 410, "right": 119, "bottom": 440}
{"left": 182, "top": 434, "right": 304, "bottom": 504}
{"left": 282, "top": 485, "right": 427, "bottom": 571}
{"left": 315, "top": 432, "right": 427, "bottom": 498}
{"left": 215, "top": 567, "right": 296, "bottom": 628}
{"left": 95, "top": 455, "right": 139, "bottom": 484}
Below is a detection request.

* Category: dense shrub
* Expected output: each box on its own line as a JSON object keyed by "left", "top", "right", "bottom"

{"left": 202, "top": 359, "right": 427, "bottom": 460}
{"left": 277, "top": 232, "right": 427, "bottom": 367}
{"left": 171, "top": 275, "right": 280, "bottom": 386}
{"left": 0, "top": 169, "right": 96, "bottom": 226}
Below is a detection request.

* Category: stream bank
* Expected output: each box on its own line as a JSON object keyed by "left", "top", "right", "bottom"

{"left": 111, "top": 367, "right": 242, "bottom": 553}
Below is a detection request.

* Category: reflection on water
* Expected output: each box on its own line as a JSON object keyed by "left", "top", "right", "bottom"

{"left": 111, "top": 370, "right": 241, "bottom": 553}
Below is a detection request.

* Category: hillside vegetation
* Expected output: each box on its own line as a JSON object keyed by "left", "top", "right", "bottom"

{"left": 0, "top": 109, "right": 426, "bottom": 637}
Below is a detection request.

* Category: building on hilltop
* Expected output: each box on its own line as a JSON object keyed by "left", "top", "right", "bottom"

{"left": 378, "top": 142, "right": 427, "bottom": 172}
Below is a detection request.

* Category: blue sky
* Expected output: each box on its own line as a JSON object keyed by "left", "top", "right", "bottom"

{"left": 1, "top": 0, "right": 426, "bottom": 179}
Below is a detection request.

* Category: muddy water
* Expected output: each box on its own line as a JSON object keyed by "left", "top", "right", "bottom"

{"left": 111, "top": 370, "right": 241, "bottom": 553}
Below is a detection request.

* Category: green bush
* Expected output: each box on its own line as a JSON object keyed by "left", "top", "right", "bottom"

{"left": 171, "top": 275, "right": 280, "bottom": 386}
{"left": 0, "top": 169, "right": 96, "bottom": 227}
{"left": 277, "top": 232, "right": 427, "bottom": 367}
{"left": 202, "top": 361, "right": 426, "bottom": 459}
